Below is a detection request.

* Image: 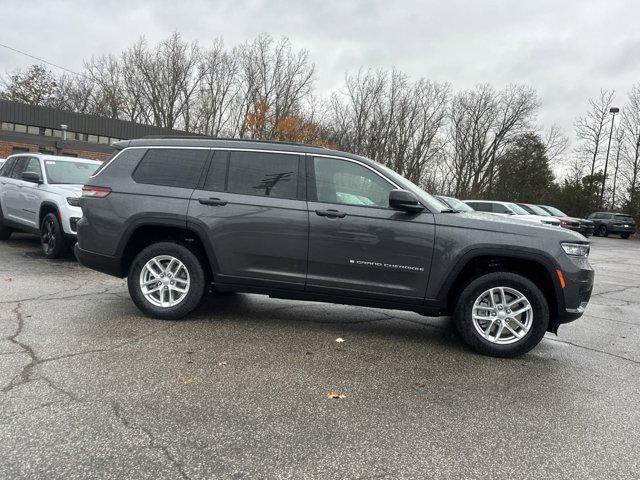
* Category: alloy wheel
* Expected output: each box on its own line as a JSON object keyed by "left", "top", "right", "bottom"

{"left": 139, "top": 255, "right": 191, "bottom": 308}
{"left": 41, "top": 218, "right": 56, "bottom": 255}
{"left": 471, "top": 287, "right": 533, "bottom": 344}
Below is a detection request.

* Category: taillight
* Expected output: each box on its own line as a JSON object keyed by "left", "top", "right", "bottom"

{"left": 82, "top": 186, "right": 111, "bottom": 198}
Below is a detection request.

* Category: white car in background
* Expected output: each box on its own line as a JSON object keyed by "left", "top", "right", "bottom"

{"left": 0, "top": 153, "right": 102, "bottom": 258}
{"left": 464, "top": 200, "right": 561, "bottom": 227}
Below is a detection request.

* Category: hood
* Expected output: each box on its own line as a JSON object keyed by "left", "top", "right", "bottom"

{"left": 44, "top": 184, "right": 84, "bottom": 197}
{"left": 439, "top": 211, "right": 586, "bottom": 241}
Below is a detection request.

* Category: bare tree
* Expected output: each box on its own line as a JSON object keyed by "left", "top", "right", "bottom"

{"left": 543, "top": 124, "right": 569, "bottom": 164}
{"left": 574, "top": 89, "right": 615, "bottom": 184}
{"left": 621, "top": 84, "right": 640, "bottom": 217}
{"left": 1, "top": 65, "right": 59, "bottom": 106}
{"left": 447, "top": 84, "right": 539, "bottom": 197}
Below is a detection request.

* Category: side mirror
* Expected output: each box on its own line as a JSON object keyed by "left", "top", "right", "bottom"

{"left": 389, "top": 189, "right": 424, "bottom": 213}
{"left": 21, "top": 171, "right": 42, "bottom": 184}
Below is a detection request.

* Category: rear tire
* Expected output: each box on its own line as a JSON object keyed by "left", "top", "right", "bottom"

{"left": 598, "top": 225, "right": 608, "bottom": 237}
{"left": 128, "top": 242, "right": 206, "bottom": 320}
{"left": 453, "top": 272, "right": 549, "bottom": 358}
{"left": 40, "top": 213, "right": 69, "bottom": 259}
{"left": 621, "top": 233, "right": 630, "bottom": 239}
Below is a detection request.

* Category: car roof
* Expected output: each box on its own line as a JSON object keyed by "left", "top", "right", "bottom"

{"left": 6, "top": 153, "right": 101, "bottom": 164}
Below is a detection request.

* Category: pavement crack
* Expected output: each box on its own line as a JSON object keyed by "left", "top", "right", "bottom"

{"left": 109, "top": 400, "right": 190, "bottom": 479}
{"left": 545, "top": 337, "right": 640, "bottom": 366}
{"left": 2, "top": 303, "right": 40, "bottom": 393}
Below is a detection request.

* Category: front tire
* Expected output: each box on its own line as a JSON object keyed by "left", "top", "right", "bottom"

{"left": 127, "top": 242, "right": 206, "bottom": 320}
{"left": 598, "top": 225, "right": 608, "bottom": 237}
{"left": 454, "top": 272, "right": 549, "bottom": 358}
{"left": 40, "top": 213, "right": 69, "bottom": 259}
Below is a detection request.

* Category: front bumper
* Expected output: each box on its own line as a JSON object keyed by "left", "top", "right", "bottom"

{"left": 579, "top": 224, "right": 595, "bottom": 236}
{"left": 555, "top": 257, "right": 595, "bottom": 325}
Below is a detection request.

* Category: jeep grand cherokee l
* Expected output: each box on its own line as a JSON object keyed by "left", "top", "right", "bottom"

{"left": 75, "top": 138, "right": 594, "bottom": 357}
{"left": 0, "top": 153, "right": 101, "bottom": 258}
{"left": 588, "top": 212, "right": 636, "bottom": 239}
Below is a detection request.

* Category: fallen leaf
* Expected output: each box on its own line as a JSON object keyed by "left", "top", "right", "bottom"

{"left": 326, "top": 391, "right": 346, "bottom": 399}
{"left": 217, "top": 361, "right": 227, "bottom": 367}
{"left": 183, "top": 378, "right": 195, "bottom": 385}
{"left": 415, "top": 382, "right": 426, "bottom": 389}
{"left": 335, "top": 337, "right": 345, "bottom": 343}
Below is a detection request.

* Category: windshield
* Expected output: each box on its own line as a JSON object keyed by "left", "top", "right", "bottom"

{"left": 527, "top": 204, "right": 551, "bottom": 216}
{"left": 507, "top": 203, "right": 530, "bottom": 215}
{"left": 443, "top": 196, "right": 474, "bottom": 212}
{"left": 44, "top": 160, "right": 100, "bottom": 184}
{"left": 543, "top": 205, "right": 567, "bottom": 216}
{"left": 376, "top": 163, "right": 446, "bottom": 211}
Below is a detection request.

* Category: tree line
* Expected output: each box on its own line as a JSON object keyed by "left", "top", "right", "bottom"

{"left": 2, "top": 32, "right": 639, "bottom": 220}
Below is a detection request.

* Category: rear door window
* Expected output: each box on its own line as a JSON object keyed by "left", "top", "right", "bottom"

{"left": 614, "top": 215, "right": 634, "bottom": 223}
{"left": 0, "top": 158, "right": 16, "bottom": 177}
{"left": 132, "top": 149, "right": 209, "bottom": 188}
{"left": 227, "top": 151, "right": 299, "bottom": 199}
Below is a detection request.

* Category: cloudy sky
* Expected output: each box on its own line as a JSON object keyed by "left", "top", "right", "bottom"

{"left": 1, "top": 0, "right": 637, "bottom": 140}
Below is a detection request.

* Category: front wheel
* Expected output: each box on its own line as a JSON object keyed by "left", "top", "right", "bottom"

{"left": 127, "top": 242, "right": 206, "bottom": 320}
{"left": 598, "top": 225, "right": 608, "bottom": 237}
{"left": 454, "top": 272, "right": 549, "bottom": 357}
{"left": 40, "top": 213, "right": 69, "bottom": 259}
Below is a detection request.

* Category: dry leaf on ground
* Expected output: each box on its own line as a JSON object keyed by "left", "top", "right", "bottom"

{"left": 183, "top": 378, "right": 195, "bottom": 385}
{"left": 335, "top": 337, "right": 345, "bottom": 343}
{"left": 326, "top": 391, "right": 346, "bottom": 399}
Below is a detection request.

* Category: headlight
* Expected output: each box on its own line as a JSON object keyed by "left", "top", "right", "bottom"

{"left": 561, "top": 242, "right": 590, "bottom": 257}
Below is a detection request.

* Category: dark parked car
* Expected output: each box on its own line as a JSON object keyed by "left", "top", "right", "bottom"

{"left": 538, "top": 205, "right": 594, "bottom": 237}
{"left": 75, "top": 137, "right": 594, "bottom": 357}
{"left": 588, "top": 212, "right": 636, "bottom": 239}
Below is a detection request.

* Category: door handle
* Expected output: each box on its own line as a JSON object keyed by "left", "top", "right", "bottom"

{"left": 315, "top": 209, "right": 346, "bottom": 219}
{"left": 198, "top": 197, "right": 228, "bottom": 206}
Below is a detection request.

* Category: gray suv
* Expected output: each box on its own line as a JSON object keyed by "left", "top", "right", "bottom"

{"left": 75, "top": 138, "right": 594, "bottom": 357}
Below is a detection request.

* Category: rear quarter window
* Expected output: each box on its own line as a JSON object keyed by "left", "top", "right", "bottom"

{"left": 132, "top": 149, "right": 209, "bottom": 188}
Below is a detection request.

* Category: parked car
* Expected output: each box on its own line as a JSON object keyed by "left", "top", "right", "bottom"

{"left": 463, "top": 200, "right": 561, "bottom": 227}
{"left": 0, "top": 153, "right": 102, "bottom": 258}
{"left": 537, "top": 205, "right": 594, "bottom": 237}
{"left": 435, "top": 195, "right": 475, "bottom": 212}
{"left": 76, "top": 137, "right": 593, "bottom": 357}
{"left": 588, "top": 212, "right": 636, "bottom": 239}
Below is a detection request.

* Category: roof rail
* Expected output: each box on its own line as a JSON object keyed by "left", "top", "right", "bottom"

{"left": 140, "top": 135, "right": 327, "bottom": 149}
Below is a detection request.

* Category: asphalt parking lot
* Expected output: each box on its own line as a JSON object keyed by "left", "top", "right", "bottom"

{"left": 1, "top": 235, "right": 639, "bottom": 479}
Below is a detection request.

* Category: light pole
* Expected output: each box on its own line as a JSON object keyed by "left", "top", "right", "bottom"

{"left": 600, "top": 107, "right": 619, "bottom": 208}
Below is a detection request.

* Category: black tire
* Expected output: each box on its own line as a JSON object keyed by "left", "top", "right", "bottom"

{"left": 598, "top": 225, "right": 608, "bottom": 237}
{"left": 127, "top": 242, "right": 206, "bottom": 320}
{"left": 0, "top": 204, "right": 13, "bottom": 240}
{"left": 453, "top": 272, "right": 549, "bottom": 358}
{"left": 621, "top": 233, "right": 630, "bottom": 239}
{"left": 40, "top": 213, "right": 69, "bottom": 259}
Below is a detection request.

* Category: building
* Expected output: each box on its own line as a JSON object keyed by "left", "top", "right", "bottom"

{"left": 0, "top": 99, "right": 184, "bottom": 161}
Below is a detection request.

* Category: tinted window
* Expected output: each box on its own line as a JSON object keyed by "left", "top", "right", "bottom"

{"left": 468, "top": 202, "right": 492, "bottom": 212}
{"left": 227, "top": 151, "right": 298, "bottom": 199}
{"left": 313, "top": 157, "right": 393, "bottom": 207}
{"left": 10, "top": 157, "right": 30, "bottom": 179}
{"left": 614, "top": 214, "right": 634, "bottom": 223}
{"left": 0, "top": 158, "right": 15, "bottom": 177}
{"left": 493, "top": 203, "right": 512, "bottom": 214}
{"left": 202, "top": 151, "right": 228, "bottom": 192}
{"left": 133, "top": 149, "right": 208, "bottom": 188}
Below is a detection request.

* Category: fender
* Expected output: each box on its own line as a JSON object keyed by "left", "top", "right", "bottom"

{"left": 429, "top": 244, "right": 565, "bottom": 317}
{"left": 38, "top": 200, "right": 61, "bottom": 225}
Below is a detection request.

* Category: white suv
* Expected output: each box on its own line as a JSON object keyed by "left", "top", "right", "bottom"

{"left": 0, "top": 153, "right": 101, "bottom": 258}
{"left": 464, "top": 200, "right": 561, "bottom": 227}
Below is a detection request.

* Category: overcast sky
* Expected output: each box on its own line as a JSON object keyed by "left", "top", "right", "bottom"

{"left": 1, "top": 0, "right": 638, "bottom": 143}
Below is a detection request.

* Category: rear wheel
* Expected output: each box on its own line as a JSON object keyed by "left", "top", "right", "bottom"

{"left": 598, "top": 225, "right": 608, "bottom": 237}
{"left": 621, "top": 233, "right": 630, "bottom": 239}
{"left": 128, "top": 242, "right": 206, "bottom": 320}
{"left": 454, "top": 272, "right": 549, "bottom": 358}
{"left": 40, "top": 213, "right": 69, "bottom": 259}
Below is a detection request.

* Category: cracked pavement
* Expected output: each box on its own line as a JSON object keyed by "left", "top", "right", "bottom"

{"left": 1, "top": 234, "right": 639, "bottom": 479}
